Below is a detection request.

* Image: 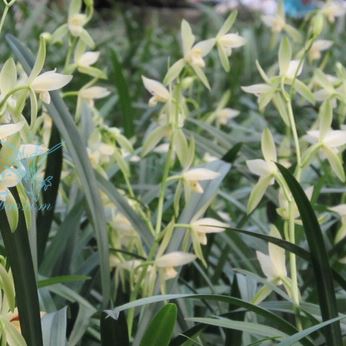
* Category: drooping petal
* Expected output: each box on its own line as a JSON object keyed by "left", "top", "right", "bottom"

{"left": 268, "top": 227, "right": 287, "bottom": 278}
{"left": 78, "top": 51, "right": 100, "bottom": 67}
{"left": 323, "top": 130, "right": 346, "bottom": 148}
{"left": 194, "top": 38, "right": 215, "bottom": 57}
{"left": 79, "top": 86, "right": 110, "bottom": 100}
{"left": 218, "top": 33, "right": 246, "bottom": 52}
{"left": 241, "top": 84, "right": 272, "bottom": 96}
{"left": 330, "top": 204, "right": 346, "bottom": 217}
{"left": 142, "top": 76, "right": 170, "bottom": 102}
{"left": 191, "top": 218, "right": 228, "bottom": 234}
{"left": 155, "top": 251, "right": 196, "bottom": 268}
{"left": 256, "top": 251, "right": 276, "bottom": 280}
{"left": 31, "top": 70, "right": 72, "bottom": 92}
{"left": 183, "top": 168, "right": 220, "bottom": 182}
{"left": 246, "top": 159, "right": 275, "bottom": 177}
{"left": 0, "top": 122, "right": 24, "bottom": 140}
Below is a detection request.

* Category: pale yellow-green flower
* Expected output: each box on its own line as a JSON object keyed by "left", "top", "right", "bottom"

{"left": 215, "top": 12, "right": 245, "bottom": 72}
{"left": 182, "top": 168, "right": 220, "bottom": 193}
{"left": 256, "top": 227, "right": 287, "bottom": 282}
{"left": 155, "top": 251, "right": 196, "bottom": 280}
{"left": 309, "top": 40, "right": 333, "bottom": 61}
{"left": 0, "top": 122, "right": 24, "bottom": 141}
{"left": 31, "top": 70, "right": 72, "bottom": 104}
{"left": 79, "top": 86, "right": 110, "bottom": 106}
{"left": 142, "top": 76, "right": 170, "bottom": 107}
{"left": 191, "top": 218, "right": 228, "bottom": 245}
{"left": 303, "top": 101, "right": 346, "bottom": 181}
{"left": 164, "top": 20, "right": 214, "bottom": 88}
{"left": 246, "top": 128, "right": 278, "bottom": 213}
{"left": 321, "top": 1, "right": 346, "bottom": 23}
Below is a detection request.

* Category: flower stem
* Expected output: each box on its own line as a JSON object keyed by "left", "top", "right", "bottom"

{"left": 288, "top": 202, "right": 302, "bottom": 330}
{"left": 154, "top": 137, "right": 174, "bottom": 237}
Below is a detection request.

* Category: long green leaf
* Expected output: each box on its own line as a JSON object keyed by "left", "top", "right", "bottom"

{"left": 36, "top": 125, "right": 63, "bottom": 264}
{"left": 227, "top": 228, "right": 310, "bottom": 260}
{"left": 6, "top": 34, "right": 110, "bottom": 305}
{"left": 277, "top": 163, "right": 342, "bottom": 345}
{"left": 39, "top": 201, "right": 84, "bottom": 275}
{"left": 140, "top": 304, "right": 177, "bottom": 346}
{"left": 106, "top": 293, "right": 313, "bottom": 346}
{"left": 0, "top": 190, "right": 43, "bottom": 345}
{"left": 277, "top": 316, "right": 346, "bottom": 346}
{"left": 110, "top": 49, "right": 134, "bottom": 137}
{"left": 41, "top": 307, "right": 67, "bottom": 346}
{"left": 186, "top": 317, "right": 287, "bottom": 340}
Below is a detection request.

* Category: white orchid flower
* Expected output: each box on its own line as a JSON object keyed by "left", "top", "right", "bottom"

{"left": 77, "top": 51, "right": 100, "bottom": 68}
{"left": 241, "top": 84, "right": 273, "bottom": 97}
{"left": 0, "top": 168, "right": 22, "bottom": 201}
{"left": 16, "top": 144, "right": 47, "bottom": 160}
{"left": 261, "top": 2, "right": 301, "bottom": 42}
{"left": 182, "top": 168, "right": 220, "bottom": 193}
{"left": 262, "top": 14, "right": 286, "bottom": 33}
{"left": 164, "top": 20, "right": 215, "bottom": 88}
{"left": 142, "top": 76, "right": 170, "bottom": 107}
{"left": 277, "top": 186, "right": 313, "bottom": 222}
{"left": 155, "top": 251, "right": 196, "bottom": 280}
{"left": 208, "top": 91, "right": 239, "bottom": 125}
{"left": 330, "top": 204, "right": 346, "bottom": 244}
{"left": 256, "top": 227, "right": 287, "bottom": 282}
{"left": 66, "top": 0, "right": 94, "bottom": 47}
{"left": 68, "top": 13, "right": 88, "bottom": 36}
{"left": 215, "top": 12, "right": 246, "bottom": 72}
{"left": 31, "top": 70, "right": 72, "bottom": 104}
{"left": 309, "top": 40, "right": 333, "bottom": 61}
{"left": 215, "top": 108, "right": 239, "bottom": 125}
{"left": 321, "top": 1, "right": 346, "bottom": 23}
{"left": 0, "top": 122, "right": 24, "bottom": 141}
{"left": 181, "top": 20, "right": 215, "bottom": 69}
{"left": 87, "top": 132, "right": 115, "bottom": 166}
{"left": 304, "top": 100, "right": 346, "bottom": 181}
{"left": 79, "top": 86, "right": 110, "bottom": 106}
{"left": 246, "top": 129, "right": 278, "bottom": 213}
{"left": 281, "top": 60, "right": 303, "bottom": 81}
{"left": 191, "top": 218, "right": 229, "bottom": 245}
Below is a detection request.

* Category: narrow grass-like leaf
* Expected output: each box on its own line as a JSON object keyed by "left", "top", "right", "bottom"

{"left": 36, "top": 125, "right": 63, "bottom": 264}
{"left": 110, "top": 49, "right": 134, "bottom": 137}
{"left": 39, "top": 201, "right": 84, "bottom": 275}
{"left": 140, "top": 304, "right": 177, "bottom": 346}
{"left": 0, "top": 190, "right": 43, "bottom": 345}
{"left": 96, "top": 172, "right": 153, "bottom": 248}
{"left": 106, "top": 293, "right": 313, "bottom": 346}
{"left": 38, "top": 275, "right": 90, "bottom": 288}
{"left": 227, "top": 228, "right": 311, "bottom": 260}
{"left": 186, "top": 317, "right": 287, "bottom": 340}
{"left": 277, "top": 316, "right": 346, "bottom": 346}
{"left": 277, "top": 163, "right": 342, "bottom": 346}
{"left": 41, "top": 307, "right": 67, "bottom": 346}
{"left": 6, "top": 34, "right": 110, "bottom": 305}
